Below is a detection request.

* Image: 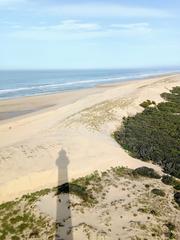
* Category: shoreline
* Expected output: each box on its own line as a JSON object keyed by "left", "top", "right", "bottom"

{"left": 0, "top": 72, "right": 177, "bottom": 122}
{"left": 0, "top": 71, "right": 177, "bottom": 101}
{"left": 0, "top": 73, "right": 180, "bottom": 203}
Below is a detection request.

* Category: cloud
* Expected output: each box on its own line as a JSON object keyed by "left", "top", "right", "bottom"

{"left": 111, "top": 22, "right": 152, "bottom": 32}
{"left": 0, "top": 0, "right": 26, "bottom": 6}
{"left": 9, "top": 20, "right": 152, "bottom": 41}
{"left": 32, "top": 20, "right": 101, "bottom": 32}
{"left": 45, "top": 3, "right": 171, "bottom": 18}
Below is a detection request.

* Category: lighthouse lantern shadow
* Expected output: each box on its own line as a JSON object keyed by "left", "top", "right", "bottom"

{"left": 55, "top": 149, "right": 73, "bottom": 240}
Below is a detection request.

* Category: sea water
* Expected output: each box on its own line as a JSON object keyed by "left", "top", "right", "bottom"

{"left": 0, "top": 67, "right": 179, "bottom": 100}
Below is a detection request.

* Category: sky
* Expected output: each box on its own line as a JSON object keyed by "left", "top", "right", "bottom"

{"left": 0, "top": 0, "right": 180, "bottom": 69}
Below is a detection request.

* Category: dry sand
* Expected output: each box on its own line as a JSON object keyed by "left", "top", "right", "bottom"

{"left": 0, "top": 73, "right": 180, "bottom": 203}
{"left": 37, "top": 168, "right": 180, "bottom": 239}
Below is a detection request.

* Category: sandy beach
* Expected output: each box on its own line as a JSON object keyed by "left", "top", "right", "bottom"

{"left": 0, "top": 73, "right": 180, "bottom": 203}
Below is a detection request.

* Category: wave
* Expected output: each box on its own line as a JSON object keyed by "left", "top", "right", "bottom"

{"left": 0, "top": 77, "right": 129, "bottom": 95}
{"left": 0, "top": 70, "right": 177, "bottom": 96}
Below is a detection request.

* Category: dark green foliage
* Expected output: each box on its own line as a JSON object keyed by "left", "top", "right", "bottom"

{"left": 161, "top": 175, "right": 180, "bottom": 190}
{"left": 0, "top": 201, "right": 16, "bottom": 211}
{"left": 151, "top": 188, "right": 165, "bottom": 197}
{"left": 56, "top": 183, "right": 91, "bottom": 202}
{"left": 114, "top": 86, "right": 180, "bottom": 178}
{"left": 17, "top": 223, "right": 28, "bottom": 232}
{"left": 174, "top": 192, "right": 180, "bottom": 206}
{"left": 137, "top": 208, "right": 158, "bottom": 216}
{"left": 10, "top": 216, "right": 23, "bottom": 224}
{"left": 161, "top": 175, "right": 175, "bottom": 185}
{"left": 161, "top": 86, "right": 180, "bottom": 104}
{"left": 174, "top": 184, "right": 180, "bottom": 190}
{"left": 140, "top": 99, "right": 156, "bottom": 108}
{"left": 132, "top": 167, "right": 161, "bottom": 179}
{"left": 137, "top": 208, "right": 147, "bottom": 213}
{"left": 11, "top": 236, "right": 20, "bottom": 240}
{"left": 165, "top": 222, "right": 176, "bottom": 239}
{"left": 55, "top": 171, "right": 102, "bottom": 205}
{"left": 150, "top": 209, "right": 157, "bottom": 216}
{"left": 165, "top": 222, "right": 175, "bottom": 231}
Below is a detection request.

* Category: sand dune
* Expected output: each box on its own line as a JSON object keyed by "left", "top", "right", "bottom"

{"left": 0, "top": 74, "right": 180, "bottom": 203}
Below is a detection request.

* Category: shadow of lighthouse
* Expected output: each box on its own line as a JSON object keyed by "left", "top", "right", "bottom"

{"left": 55, "top": 149, "right": 73, "bottom": 240}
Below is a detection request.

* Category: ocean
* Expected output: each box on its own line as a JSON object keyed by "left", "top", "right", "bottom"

{"left": 0, "top": 67, "right": 179, "bottom": 100}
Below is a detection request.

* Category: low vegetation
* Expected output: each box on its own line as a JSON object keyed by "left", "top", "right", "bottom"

{"left": 56, "top": 182, "right": 95, "bottom": 204}
{"left": 140, "top": 99, "right": 156, "bottom": 108}
{"left": 174, "top": 192, "right": 180, "bottom": 206}
{"left": 165, "top": 222, "right": 176, "bottom": 239}
{"left": 132, "top": 167, "right": 161, "bottom": 179}
{"left": 0, "top": 190, "right": 54, "bottom": 240}
{"left": 151, "top": 188, "right": 165, "bottom": 197}
{"left": 114, "top": 86, "right": 180, "bottom": 178}
{"left": 161, "top": 175, "right": 180, "bottom": 190}
{"left": 112, "top": 166, "right": 133, "bottom": 177}
{"left": 0, "top": 166, "right": 179, "bottom": 239}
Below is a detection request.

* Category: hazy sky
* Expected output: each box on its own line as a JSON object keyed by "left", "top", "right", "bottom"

{"left": 0, "top": 0, "right": 180, "bottom": 69}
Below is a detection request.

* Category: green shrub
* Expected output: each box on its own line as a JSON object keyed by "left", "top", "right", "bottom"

{"left": 56, "top": 182, "right": 94, "bottom": 203}
{"left": 151, "top": 188, "right": 165, "bottom": 197}
{"left": 140, "top": 100, "right": 155, "bottom": 108}
{"left": 137, "top": 208, "right": 148, "bottom": 213}
{"left": 161, "top": 175, "right": 175, "bottom": 185}
{"left": 150, "top": 209, "right": 157, "bottom": 216}
{"left": 132, "top": 167, "right": 161, "bottom": 179}
{"left": 114, "top": 86, "right": 180, "bottom": 178}
{"left": 174, "top": 184, "right": 180, "bottom": 190}
{"left": 11, "top": 236, "right": 20, "bottom": 240}
{"left": 174, "top": 192, "right": 180, "bottom": 206}
{"left": 165, "top": 222, "right": 175, "bottom": 231}
{"left": 161, "top": 175, "right": 180, "bottom": 190}
{"left": 165, "top": 222, "right": 176, "bottom": 239}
